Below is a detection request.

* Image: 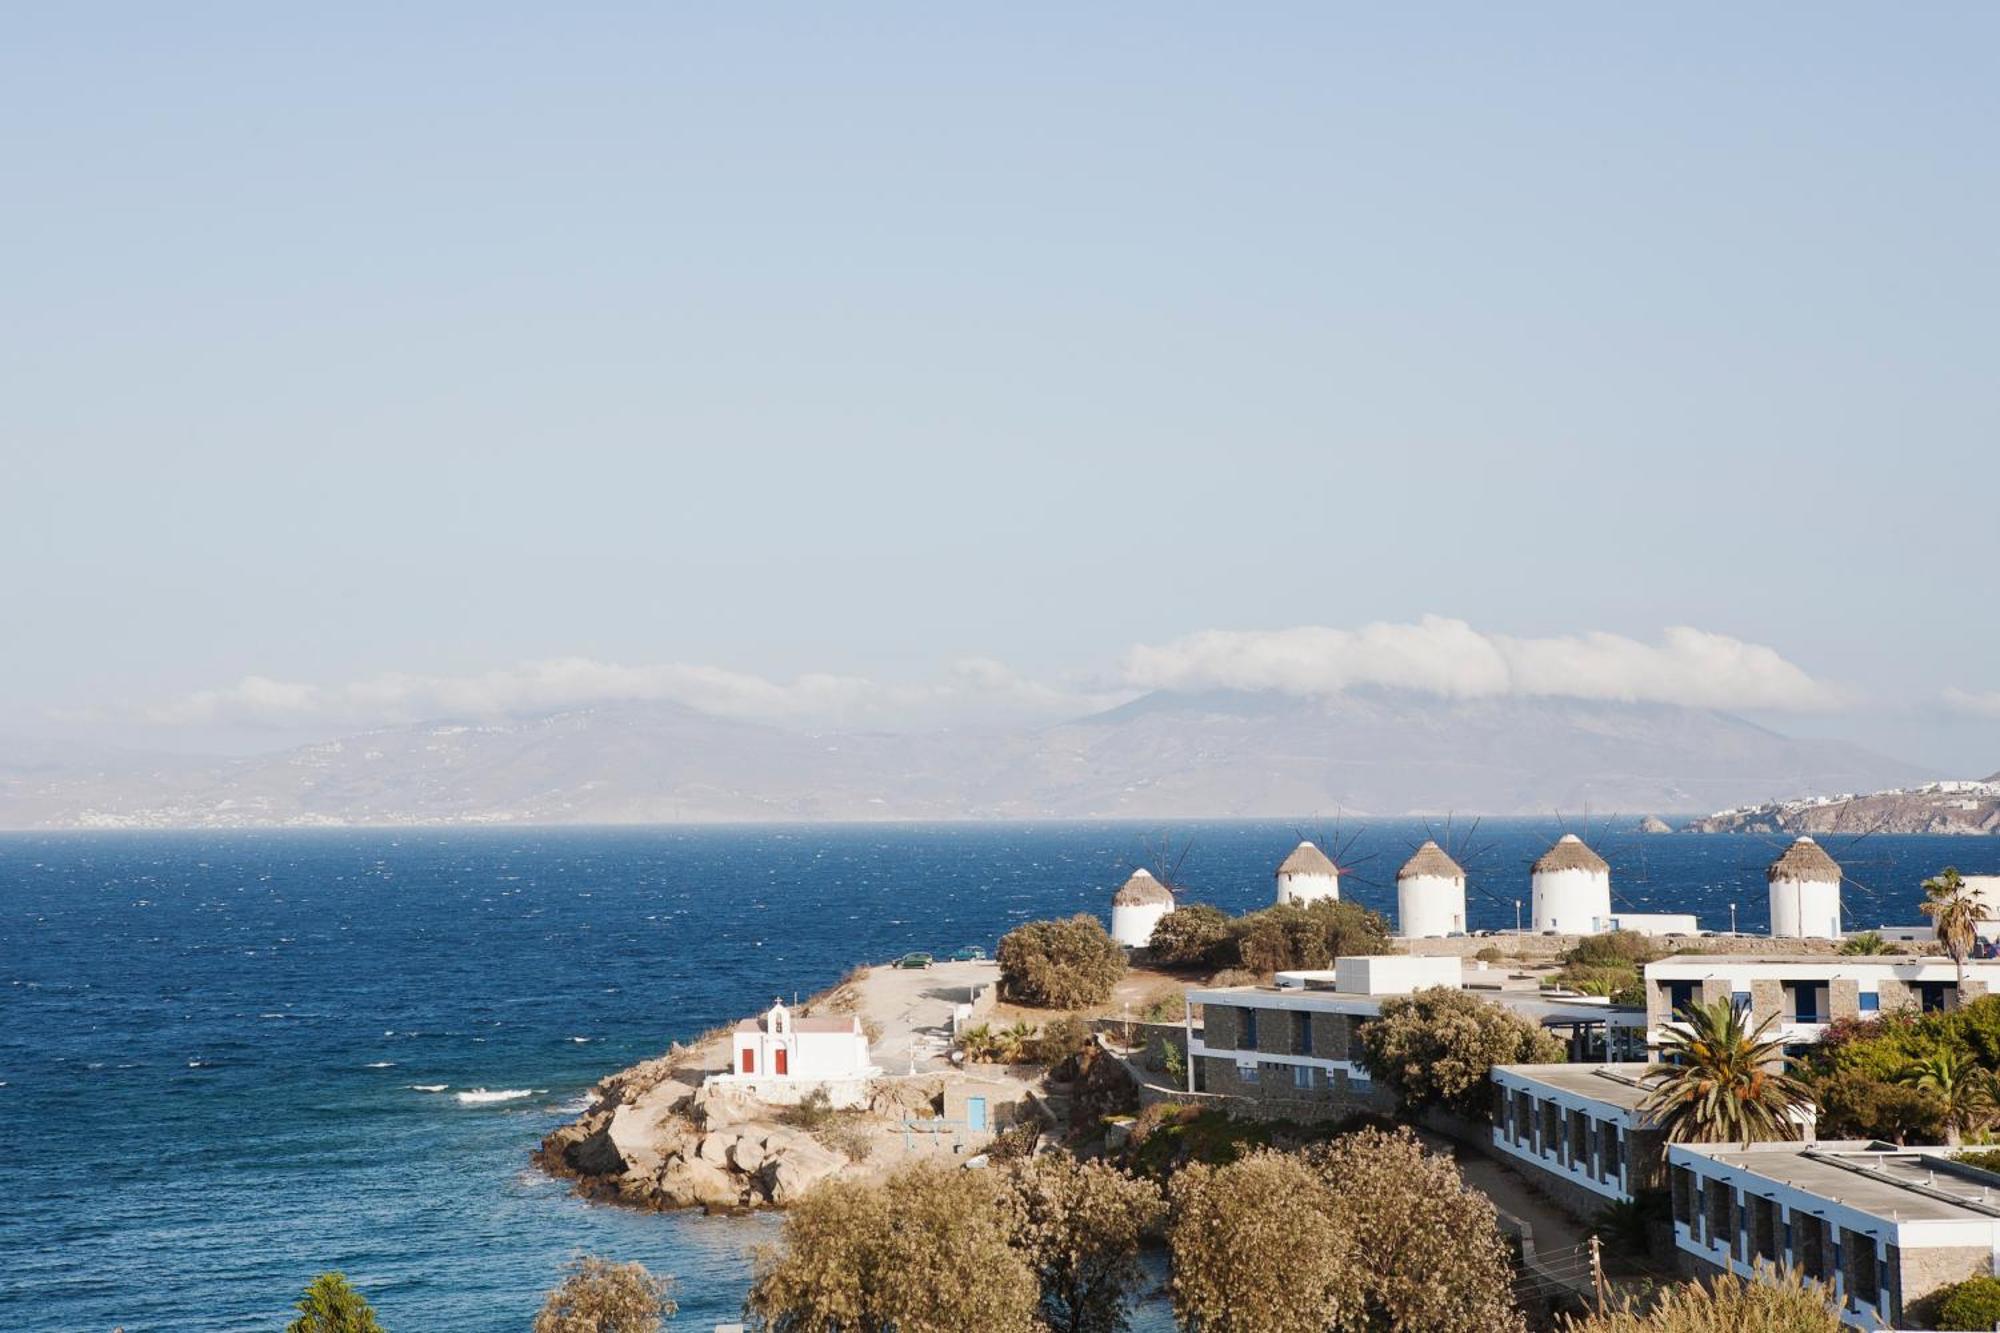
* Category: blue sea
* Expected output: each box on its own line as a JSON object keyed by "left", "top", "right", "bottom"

{"left": 2, "top": 822, "right": 1989, "bottom": 1331}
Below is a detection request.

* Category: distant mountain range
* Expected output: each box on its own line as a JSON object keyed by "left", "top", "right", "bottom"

{"left": 1689, "top": 777, "right": 2000, "bottom": 836}
{"left": 0, "top": 689, "right": 1935, "bottom": 829}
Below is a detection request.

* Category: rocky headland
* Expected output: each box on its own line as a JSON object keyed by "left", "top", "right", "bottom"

{"left": 1690, "top": 777, "right": 2000, "bottom": 836}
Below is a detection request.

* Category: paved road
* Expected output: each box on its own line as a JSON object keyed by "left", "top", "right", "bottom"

{"left": 856, "top": 958, "right": 1000, "bottom": 1073}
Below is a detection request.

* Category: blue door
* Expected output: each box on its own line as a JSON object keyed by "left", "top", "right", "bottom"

{"left": 967, "top": 1096, "right": 987, "bottom": 1132}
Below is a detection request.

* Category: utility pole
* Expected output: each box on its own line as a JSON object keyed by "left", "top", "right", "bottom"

{"left": 1515, "top": 899, "right": 1523, "bottom": 935}
{"left": 1589, "top": 1234, "right": 1606, "bottom": 1314}
{"left": 1731, "top": 902, "right": 1738, "bottom": 936}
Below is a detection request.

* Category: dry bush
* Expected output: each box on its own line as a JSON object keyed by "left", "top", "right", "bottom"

{"left": 533, "top": 1256, "right": 677, "bottom": 1333}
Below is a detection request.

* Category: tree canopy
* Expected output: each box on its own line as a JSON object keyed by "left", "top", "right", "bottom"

{"left": 1642, "top": 998, "right": 1811, "bottom": 1144}
{"left": 1357, "top": 986, "right": 1564, "bottom": 1120}
{"left": 998, "top": 914, "right": 1127, "bottom": 1009}
{"left": 1003, "top": 1154, "right": 1163, "bottom": 1333}
{"left": 285, "top": 1273, "right": 385, "bottom": 1333}
{"left": 534, "top": 1257, "right": 677, "bottom": 1333}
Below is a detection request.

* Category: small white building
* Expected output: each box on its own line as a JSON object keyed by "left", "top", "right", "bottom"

{"left": 1768, "top": 836, "right": 1843, "bottom": 940}
{"left": 1275, "top": 841, "right": 1340, "bottom": 906}
{"left": 1110, "top": 867, "right": 1174, "bottom": 948}
{"left": 1396, "top": 840, "right": 1466, "bottom": 938}
{"left": 1603, "top": 912, "right": 1699, "bottom": 937}
{"left": 1531, "top": 834, "right": 1611, "bottom": 934}
{"left": 730, "top": 1001, "right": 873, "bottom": 1081}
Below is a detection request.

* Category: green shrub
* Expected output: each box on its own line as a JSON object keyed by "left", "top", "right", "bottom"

{"left": 1228, "top": 899, "right": 1390, "bottom": 973}
{"left": 1034, "top": 1014, "right": 1093, "bottom": 1066}
{"left": 1937, "top": 1275, "right": 2000, "bottom": 1330}
{"left": 1839, "top": 930, "right": 1890, "bottom": 955}
{"left": 1473, "top": 946, "right": 1505, "bottom": 963}
{"left": 286, "top": 1274, "right": 384, "bottom": 1333}
{"left": 1562, "top": 930, "right": 1662, "bottom": 969}
{"left": 1955, "top": 1148, "right": 2000, "bottom": 1174}
{"left": 1147, "top": 903, "right": 1233, "bottom": 968}
{"left": 997, "top": 914, "right": 1126, "bottom": 1009}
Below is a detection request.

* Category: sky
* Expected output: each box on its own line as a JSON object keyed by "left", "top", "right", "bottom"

{"left": 3, "top": 5, "right": 1996, "bottom": 772}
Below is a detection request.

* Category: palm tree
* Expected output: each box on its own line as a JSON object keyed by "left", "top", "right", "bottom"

{"left": 1897, "top": 1049, "right": 1994, "bottom": 1147}
{"left": 1641, "top": 998, "right": 1814, "bottom": 1145}
{"left": 1922, "top": 867, "right": 1981, "bottom": 990}
{"left": 1838, "top": 930, "right": 1890, "bottom": 956}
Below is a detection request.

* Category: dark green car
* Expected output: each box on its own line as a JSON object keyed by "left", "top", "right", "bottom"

{"left": 894, "top": 952, "right": 934, "bottom": 969}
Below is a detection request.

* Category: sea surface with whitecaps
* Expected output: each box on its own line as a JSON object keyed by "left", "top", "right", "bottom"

{"left": 0, "top": 823, "right": 1982, "bottom": 1330}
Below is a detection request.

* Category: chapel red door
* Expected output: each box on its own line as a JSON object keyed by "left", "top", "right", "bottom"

{"left": 742, "top": 1049, "right": 754, "bottom": 1075}
{"left": 774, "top": 1049, "right": 788, "bottom": 1075}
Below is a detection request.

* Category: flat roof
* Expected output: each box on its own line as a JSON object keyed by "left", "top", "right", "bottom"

{"left": 1190, "top": 984, "right": 1646, "bottom": 1029}
{"left": 1648, "top": 953, "right": 1997, "bottom": 968}
{"left": 1494, "top": 1062, "right": 1655, "bottom": 1112}
{"left": 1675, "top": 1141, "right": 2000, "bottom": 1225}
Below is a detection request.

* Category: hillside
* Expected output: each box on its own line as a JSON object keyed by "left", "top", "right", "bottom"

{"left": 0, "top": 689, "right": 1931, "bottom": 829}
{"left": 1689, "top": 778, "right": 2000, "bottom": 835}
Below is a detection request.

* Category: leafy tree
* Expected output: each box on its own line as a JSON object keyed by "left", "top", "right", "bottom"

{"left": 1357, "top": 986, "right": 1564, "bottom": 1120}
{"left": 1229, "top": 900, "right": 1389, "bottom": 974}
{"left": 1148, "top": 904, "right": 1233, "bottom": 968}
{"left": 1558, "top": 1266, "right": 1841, "bottom": 1331}
{"left": 1167, "top": 1151, "right": 1360, "bottom": 1333}
{"left": 1302, "top": 1127, "right": 1525, "bottom": 1332}
{"left": 286, "top": 1273, "right": 384, "bottom": 1333}
{"left": 1642, "top": 999, "right": 1812, "bottom": 1144}
{"left": 747, "top": 1161, "right": 1038, "bottom": 1333}
{"left": 1938, "top": 1276, "right": 2000, "bottom": 1331}
{"left": 1003, "top": 1155, "right": 1163, "bottom": 1333}
{"left": 1923, "top": 867, "right": 1980, "bottom": 989}
{"left": 1897, "top": 1049, "right": 1993, "bottom": 1146}
{"left": 534, "top": 1257, "right": 676, "bottom": 1333}
{"left": 1562, "top": 931, "right": 1663, "bottom": 970}
{"left": 1810, "top": 1067, "right": 1945, "bottom": 1143}
{"left": 998, "top": 915, "right": 1127, "bottom": 1009}
{"left": 1838, "top": 930, "right": 1890, "bottom": 956}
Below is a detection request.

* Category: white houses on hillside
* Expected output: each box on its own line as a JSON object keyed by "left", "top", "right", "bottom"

{"left": 1396, "top": 840, "right": 1466, "bottom": 938}
{"left": 1531, "top": 834, "right": 1612, "bottom": 934}
{"left": 731, "top": 1001, "right": 873, "bottom": 1081}
{"left": 1110, "top": 868, "right": 1175, "bottom": 948}
{"left": 1767, "top": 836, "right": 1843, "bottom": 940}
{"left": 1275, "top": 841, "right": 1340, "bottom": 906}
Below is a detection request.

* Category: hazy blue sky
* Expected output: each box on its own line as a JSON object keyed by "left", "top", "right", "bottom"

{"left": 4, "top": 5, "right": 1995, "bottom": 770}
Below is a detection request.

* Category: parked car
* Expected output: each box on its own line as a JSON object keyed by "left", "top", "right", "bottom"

{"left": 948, "top": 945, "right": 987, "bottom": 962}
{"left": 895, "top": 952, "right": 935, "bottom": 970}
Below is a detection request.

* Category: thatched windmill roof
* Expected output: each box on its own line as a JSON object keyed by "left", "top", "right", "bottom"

{"left": 1278, "top": 841, "right": 1339, "bottom": 877}
{"left": 1532, "top": 834, "right": 1609, "bottom": 875}
{"left": 1767, "top": 836, "right": 1842, "bottom": 883}
{"left": 1113, "top": 868, "right": 1175, "bottom": 906}
{"left": 1397, "top": 840, "right": 1466, "bottom": 881}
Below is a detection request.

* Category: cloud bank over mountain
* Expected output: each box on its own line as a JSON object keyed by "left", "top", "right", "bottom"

{"left": 118, "top": 617, "right": 1852, "bottom": 739}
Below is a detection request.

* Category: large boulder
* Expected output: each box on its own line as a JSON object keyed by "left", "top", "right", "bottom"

{"left": 695, "top": 1131, "right": 737, "bottom": 1168}
{"left": 658, "top": 1154, "right": 745, "bottom": 1209}
{"left": 558, "top": 1119, "right": 626, "bottom": 1178}
{"left": 760, "top": 1137, "right": 848, "bottom": 1205}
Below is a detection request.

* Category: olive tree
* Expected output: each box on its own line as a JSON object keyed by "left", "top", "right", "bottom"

{"left": 1148, "top": 904, "right": 1233, "bottom": 968}
{"left": 534, "top": 1257, "right": 676, "bottom": 1333}
{"left": 747, "top": 1161, "right": 1038, "bottom": 1333}
{"left": 1167, "top": 1151, "right": 1360, "bottom": 1333}
{"left": 997, "top": 914, "right": 1126, "bottom": 1009}
{"left": 1004, "top": 1155, "right": 1163, "bottom": 1333}
{"left": 1358, "top": 986, "right": 1564, "bottom": 1120}
{"left": 1303, "top": 1128, "right": 1524, "bottom": 1332}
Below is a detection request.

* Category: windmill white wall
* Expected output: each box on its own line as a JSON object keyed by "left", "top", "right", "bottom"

{"left": 1767, "top": 837, "right": 1843, "bottom": 940}
{"left": 1275, "top": 841, "right": 1340, "bottom": 906}
{"left": 1530, "top": 834, "right": 1611, "bottom": 934}
{"left": 1396, "top": 840, "right": 1466, "bottom": 938}
{"left": 1110, "top": 868, "right": 1175, "bottom": 948}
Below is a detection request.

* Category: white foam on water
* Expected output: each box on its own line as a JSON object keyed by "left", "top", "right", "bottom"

{"left": 455, "top": 1087, "right": 536, "bottom": 1104}
{"left": 364, "top": 1061, "right": 395, "bottom": 1068}
{"left": 411, "top": 1084, "right": 449, "bottom": 1093}
{"left": 568, "top": 1036, "right": 591, "bottom": 1043}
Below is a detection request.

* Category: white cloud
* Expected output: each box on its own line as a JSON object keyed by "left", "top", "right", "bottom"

{"left": 130, "top": 617, "right": 1849, "bottom": 736}
{"left": 1944, "top": 688, "right": 2000, "bottom": 720}
{"left": 142, "top": 656, "right": 1129, "bottom": 732}
{"left": 1122, "top": 615, "right": 1849, "bottom": 712}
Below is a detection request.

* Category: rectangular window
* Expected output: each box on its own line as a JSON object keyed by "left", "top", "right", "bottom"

{"left": 1241, "top": 1008, "right": 1260, "bottom": 1049}
{"left": 1293, "top": 1064, "right": 1313, "bottom": 1090}
{"left": 1237, "top": 1061, "right": 1260, "bottom": 1084}
{"left": 1292, "top": 1010, "right": 1313, "bottom": 1055}
{"left": 1731, "top": 990, "right": 1753, "bottom": 1017}
{"left": 1918, "top": 983, "right": 1954, "bottom": 1014}
{"left": 1666, "top": 981, "right": 1698, "bottom": 1017}
{"left": 1860, "top": 991, "right": 1880, "bottom": 1013}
